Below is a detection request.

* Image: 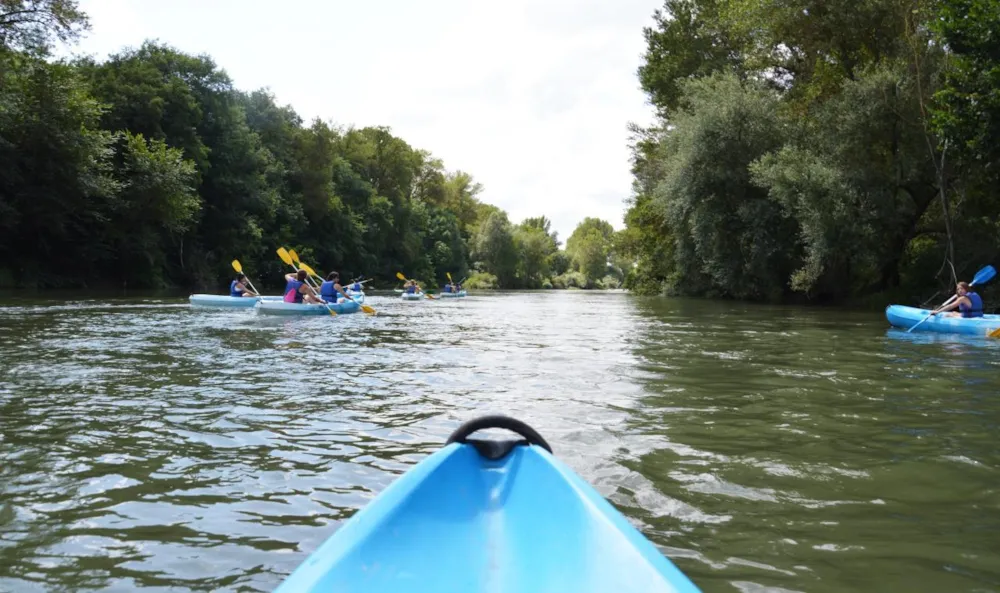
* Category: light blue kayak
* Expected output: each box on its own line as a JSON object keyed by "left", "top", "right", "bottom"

{"left": 188, "top": 294, "right": 281, "bottom": 308}
{"left": 256, "top": 294, "right": 365, "bottom": 316}
{"left": 885, "top": 304, "right": 1000, "bottom": 336}
{"left": 400, "top": 292, "right": 425, "bottom": 301}
{"left": 273, "top": 416, "right": 701, "bottom": 593}
{"left": 438, "top": 290, "right": 467, "bottom": 298}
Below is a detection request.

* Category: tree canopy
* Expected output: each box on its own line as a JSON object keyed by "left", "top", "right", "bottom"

{"left": 0, "top": 9, "right": 620, "bottom": 291}
{"left": 623, "top": 0, "right": 1000, "bottom": 304}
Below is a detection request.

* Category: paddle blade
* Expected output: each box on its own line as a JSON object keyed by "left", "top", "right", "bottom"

{"left": 447, "top": 272, "right": 453, "bottom": 282}
{"left": 289, "top": 249, "right": 301, "bottom": 264}
{"left": 989, "top": 327, "right": 1000, "bottom": 338}
{"left": 277, "top": 247, "right": 293, "bottom": 266}
{"left": 396, "top": 272, "right": 407, "bottom": 281}
{"left": 300, "top": 262, "right": 317, "bottom": 277}
{"left": 361, "top": 304, "right": 376, "bottom": 315}
{"left": 973, "top": 265, "right": 996, "bottom": 286}
{"left": 231, "top": 259, "right": 243, "bottom": 274}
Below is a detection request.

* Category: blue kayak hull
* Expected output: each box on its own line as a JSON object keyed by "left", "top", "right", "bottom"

{"left": 256, "top": 295, "right": 365, "bottom": 316}
{"left": 400, "top": 293, "right": 425, "bottom": 301}
{"left": 438, "top": 290, "right": 467, "bottom": 298}
{"left": 885, "top": 304, "right": 1000, "bottom": 336}
{"left": 274, "top": 417, "right": 700, "bottom": 593}
{"left": 188, "top": 294, "right": 281, "bottom": 308}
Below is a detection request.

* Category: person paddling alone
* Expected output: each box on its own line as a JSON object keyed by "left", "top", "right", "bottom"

{"left": 933, "top": 281, "right": 984, "bottom": 318}
{"left": 320, "top": 272, "right": 351, "bottom": 304}
{"left": 231, "top": 273, "right": 258, "bottom": 298}
{"left": 283, "top": 270, "right": 323, "bottom": 304}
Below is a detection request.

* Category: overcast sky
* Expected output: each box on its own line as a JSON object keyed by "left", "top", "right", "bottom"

{"left": 64, "top": 0, "right": 660, "bottom": 242}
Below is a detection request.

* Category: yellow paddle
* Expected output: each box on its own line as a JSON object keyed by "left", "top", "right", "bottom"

{"left": 288, "top": 249, "right": 325, "bottom": 284}
{"left": 231, "top": 259, "right": 260, "bottom": 297}
{"left": 299, "top": 261, "right": 376, "bottom": 315}
{"left": 396, "top": 272, "right": 435, "bottom": 299}
{"left": 277, "top": 247, "right": 335, "bottom": 316}
{"left": 988, "top": 327, "right": 1000, "bottom": 338}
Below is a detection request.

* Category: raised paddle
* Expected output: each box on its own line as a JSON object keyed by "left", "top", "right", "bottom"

{"left": 288, "top": 249, "right": 325, "bottom": 284}
{"left": 231, "top": 259, "right": 261, "bottom": 297}
{"left": 298, "top": 261, "right": 376, "bottom": 315}
{"left": 277, "top": 247, "right": 335, "bottom": 316}
{"left": 908, "top": 265, "right": 996, "bottom": 333}
{"left": 396, "top": 272, "right": 435, "bottom": 299}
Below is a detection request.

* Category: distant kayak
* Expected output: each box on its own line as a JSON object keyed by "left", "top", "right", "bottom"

{"left": 438, "top": 290, "right": 467, "bottom": 298}
{"left": 273, "top": 415, "right": 701, "bottom": 593}
{"left": 257, "top": 295, "right": 366, "bottom": 316}
{"left": 885, "top": 304, "right": 1000, "bottom": 336}
{"left": 400, "top": 292, "right": 424, "bottom": 301}
{"left": 188, "top": 294, "right": 281, "bottom": 308}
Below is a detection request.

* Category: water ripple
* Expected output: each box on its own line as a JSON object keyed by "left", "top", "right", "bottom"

{"left": 1, "top": 292, "right": 1000, "bottom": 592}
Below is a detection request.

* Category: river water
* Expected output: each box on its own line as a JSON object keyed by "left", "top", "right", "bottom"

{"left": 1, "top": 291, "right": 998, "bottom": 592}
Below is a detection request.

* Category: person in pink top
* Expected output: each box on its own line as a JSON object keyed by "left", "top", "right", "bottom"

{"left": 283, "top": 269, "right": 323, "bottom": 304}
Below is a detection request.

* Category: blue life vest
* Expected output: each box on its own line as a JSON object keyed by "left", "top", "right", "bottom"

{"left": 406, "top": 285, "right": 417, "bottom": 294}
{"left": 320, "top": 280, "right": 339, "bottom": 301}
{"left": 960, "top": 292, "right": 984, "bottom": 318}
{"left": 284, "top": 279, "right": 304, "bottom": 303}
{"left": 351, "top": 282, "right": 362, "bottom": 292}
{"left": 230, "top": 280, "right": 244, "bottom": 297}
{"left": 443, "top": 285, "right": 452, "bottom": 293}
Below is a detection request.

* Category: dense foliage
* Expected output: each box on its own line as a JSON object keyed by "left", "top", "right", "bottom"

{"left": 0, "top": 2, "right": 624, "bottom": 291}
{"left": 623, "top": 0, "right": 1000, "bottom": 304}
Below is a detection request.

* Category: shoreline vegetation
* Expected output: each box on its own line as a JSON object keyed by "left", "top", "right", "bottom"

{"left": 619, "top": 0, "right": 1000, "bottom": 310}
{"left": 5, "top": 1, "right": 997, "bottom": 308}
{"left": 0, "top": 2, "right": 624, "bottom": 294}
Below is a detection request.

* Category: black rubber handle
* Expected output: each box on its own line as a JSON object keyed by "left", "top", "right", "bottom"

{"left": 446, "top": 415, "right": 553, "bottom": 454}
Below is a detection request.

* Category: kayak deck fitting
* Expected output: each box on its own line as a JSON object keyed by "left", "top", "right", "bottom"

{"left": 274, "top": 415, "right": 701, "bottom": 593}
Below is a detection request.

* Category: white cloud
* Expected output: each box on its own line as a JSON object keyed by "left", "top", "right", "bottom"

{"left": 66, "top": 0, "right": 660, "bottom": 240}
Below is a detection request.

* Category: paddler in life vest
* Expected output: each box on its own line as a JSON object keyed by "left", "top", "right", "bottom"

{"left": 932, "top": 281, "right": 985, "bottom": 318}
{"left": 230, "top": 274, "right": 258, "bottom": 297}
{"left": 319, "top": 271, "right": 351, "bottom": 304}
{"left": 405, "top": 280, "right": 418, "bottom": 294}
{"left": 283, "top": 269, "right": 324, "bottom": 304}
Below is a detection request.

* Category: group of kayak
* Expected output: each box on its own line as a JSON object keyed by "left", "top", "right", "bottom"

{"left": 885, "top": 266, "right": 1000, "bottom": 338}
{"left": 232, "top": 269, "right": 364, "bottom": 306}
{"left": 189, "top": 249, "right": 375, "bottom": 316}
{"left": 397, "top": 274, "right": 468, "bottom": 300}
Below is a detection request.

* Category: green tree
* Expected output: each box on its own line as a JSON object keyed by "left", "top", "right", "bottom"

{"left": 105, "top": 132, "right": 200, "bottom": 286}
{"left": 931, "top": 0, "right": 1000, "bottom": 181}
{"left": 514, "top": 224, "right": 556, "bottom": 287}
{"left": 0, "top": 0, "right": 89, "bottom": 53}
{"left": 637, "top": 0, "right": 740, "bottom": 117}
{"left": 0, "top": 53, "right": 116, "bottom": 286}
{"left": 473, "top": 211, "right": 518, "bottom": 287}
{"left": 565, "top": 217, "right": 616, "bottom": 284}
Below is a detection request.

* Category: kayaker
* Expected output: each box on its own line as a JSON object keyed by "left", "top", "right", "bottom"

{"left": 933, "top": 281, "right": 984, "bottom": 318}
{"left": 320, "top": 272, "right": 351, "bottom": 303}
{"left": 442, "top": 283, "right": 452, "bottom": 293}
{"left": 283, "top": 270, "right": 323, "bottom": 304}
{"left": 230, "top": 274, "right": 258, "bottom": 298}
{"left": 405, "top": 280, "right": 419, "bottom": 294}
